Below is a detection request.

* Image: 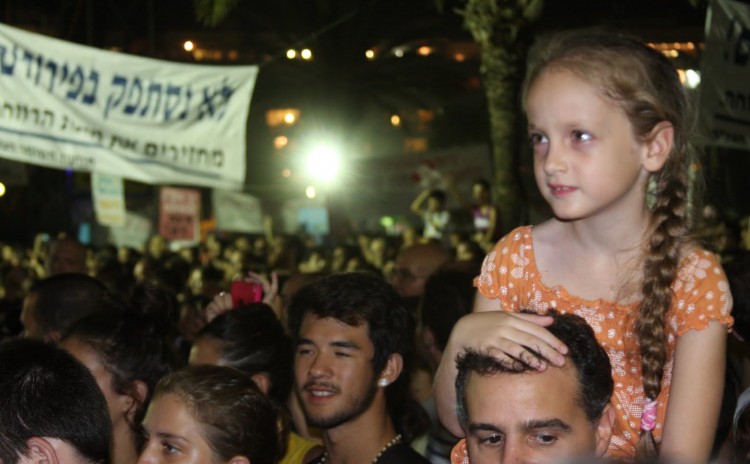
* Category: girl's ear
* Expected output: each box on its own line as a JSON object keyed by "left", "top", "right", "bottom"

{"left": 642, "top": 121, "right": 674, "bottom": 173}
{"left": 377, "top": 353, "right": 404, "bottom": 387}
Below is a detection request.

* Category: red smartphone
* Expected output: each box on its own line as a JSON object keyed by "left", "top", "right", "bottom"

{"left": 230, "top": 280, "right": 263, "bottom": 307}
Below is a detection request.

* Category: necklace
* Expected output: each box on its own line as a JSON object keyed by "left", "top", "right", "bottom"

{"left": 319, "top": 433, "right": 402, "bottom": 464}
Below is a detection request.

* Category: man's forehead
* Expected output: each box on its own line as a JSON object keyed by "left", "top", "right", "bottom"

{"left": 299, "top": 313, "right": 369, "bottom": 338}
{"left": 465, "top": 362, "right": 585, "bottom": 421}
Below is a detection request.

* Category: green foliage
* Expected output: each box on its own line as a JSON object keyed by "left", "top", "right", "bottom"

{"left": 193, "top": 0, "right": 243, "bottom": 27}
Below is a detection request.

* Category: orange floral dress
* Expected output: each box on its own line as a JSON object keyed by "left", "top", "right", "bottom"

{"left": 474, "top": 226, "right": 733, "bottom": 458}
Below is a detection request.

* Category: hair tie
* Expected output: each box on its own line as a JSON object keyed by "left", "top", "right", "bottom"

{"left": 641, "top": 399, "right": 658, "bottom": 432}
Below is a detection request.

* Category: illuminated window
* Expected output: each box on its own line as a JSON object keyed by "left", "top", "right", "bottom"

{"left": 274, "top": 136, "right": 289, "bottom": 149}
{"left": 404, "top": 137, "right": 428, "bottom": 154}
{"left": 266, "top": 109, "right": 301, "bottom": 128}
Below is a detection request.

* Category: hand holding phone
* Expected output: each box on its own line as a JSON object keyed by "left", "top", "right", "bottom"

{"left": 230, "top": 280, "right": 263, "bottom": 307}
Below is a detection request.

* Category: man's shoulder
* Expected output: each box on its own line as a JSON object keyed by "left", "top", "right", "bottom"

{"left": 378, "top": 442, "right": 430, "bottom": 464}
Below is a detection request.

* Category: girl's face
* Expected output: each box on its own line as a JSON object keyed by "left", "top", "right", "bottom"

{"left": 526, "top": 69, "right": 652, "bottom": 223}
{"left": 138, "top": 393, "right": 216, "bottom": 464}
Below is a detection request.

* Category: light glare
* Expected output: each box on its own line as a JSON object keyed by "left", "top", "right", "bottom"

{"left": 306, "top": 144, "right": 341, "bottom": 183}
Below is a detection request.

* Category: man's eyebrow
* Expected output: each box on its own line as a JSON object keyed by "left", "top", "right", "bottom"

{"left": 330, "top": 340, "right": 360, "bottom": 350}
{"left": 294, "top": 338, "right": 360, "bottom": 350}
{"left": 468, "top": 423, "right": 503, "bottom": 434}
{"left": 523, "top": 418, "right": 572, "bottom": 433}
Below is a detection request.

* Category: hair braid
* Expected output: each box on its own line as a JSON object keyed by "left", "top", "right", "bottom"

{"left": 636, "top": 165, "right": 690, "bottom": 460}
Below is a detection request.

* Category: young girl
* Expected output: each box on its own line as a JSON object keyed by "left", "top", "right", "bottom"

{"left": 139, "top": 365, "right": 281, "bottom": 464}
{"left": 434, "top": 29, "right": 733, "bottom": 462}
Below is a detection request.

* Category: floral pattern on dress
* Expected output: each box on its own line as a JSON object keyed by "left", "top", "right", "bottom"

{"left": 474, "top": 226, "right": 734, "bottom": 458}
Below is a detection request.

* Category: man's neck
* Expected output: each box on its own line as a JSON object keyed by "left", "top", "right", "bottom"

{"left": 323, "top": 407, "right": 398, "bottom": 464}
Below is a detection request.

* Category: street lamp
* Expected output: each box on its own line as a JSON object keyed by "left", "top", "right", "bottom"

{"left": 305, "top": 143, "right": 341, "bottom": 184}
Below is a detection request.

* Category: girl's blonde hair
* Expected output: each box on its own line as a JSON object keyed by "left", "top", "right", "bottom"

{"left": 522, "top": 28, "right": 697, "bottom": 460}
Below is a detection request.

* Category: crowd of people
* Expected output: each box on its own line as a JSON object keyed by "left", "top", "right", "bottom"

{"left": 3, "top": 27, "right": 750, "bottom": 464}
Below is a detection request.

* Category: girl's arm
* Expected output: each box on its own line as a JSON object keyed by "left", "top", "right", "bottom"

{"left": 659, "top": 321, "right": 727, "bottom": 461}
{"left": 433, "top": 293, "right": 565, "bottom": 436}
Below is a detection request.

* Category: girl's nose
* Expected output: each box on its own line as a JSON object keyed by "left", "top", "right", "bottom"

{"left": 543, "top": 142, "right": 567, "bottom": 175}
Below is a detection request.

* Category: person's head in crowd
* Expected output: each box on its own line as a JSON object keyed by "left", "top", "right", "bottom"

{"left": 723, "top": 250, "right": 750, "bottom": 343}
{"left": 47, "top": 235, "right": 88, "bottom": 275}
{"left": 188, "top": 264, "right": 225, "bottom": 298}
{"left": 60, "top": 285, "right": 180, "bottom": 464}
{"left": 390, "top": 242, "right": 452, "bottom": 299}
{"left": 733, "top": 388, "right": 750, "bottom": 463}
{"left": 146, "top": 235, "right": 168, "bottom": 260}
{"left": 189, "top": 304, "right": 293, "bottom": 406}
{"left": 139, "top": 365, "right": 281, "bottom": 464}
{"left": 289, "top": 272, "right": 430, "bottom": 452}
{"left": 0, "top": 338, "right": 111, "bottom": 464}
{"left": 453, "top": 239, "right": 485, "bottom": 273}
{"left": 420, "top": 269, "right": 476, "bottom": 370}
{"left": 298, "top": 247, "right": 329, "bottom": 274}
{"left": 427, "top": 189, "right": 448, "bottom": 213}
{"left": 472, "top": 178, "right": 492, "bottom": 205}
{"left": 451, "top": 312, "right": 614, "bottom": 464}
{"left": 331, "top": 244, "right": 362, "bottom": 274}
{"left": 21, "top": 273, "right": 109, "bottom": 341}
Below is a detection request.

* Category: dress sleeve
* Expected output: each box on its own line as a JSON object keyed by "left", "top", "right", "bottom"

{"left": 669, "top": 249, "right": 734, "bottom": 337}
{"left": 474, "top": 227, "right": 529, "bottom": 302}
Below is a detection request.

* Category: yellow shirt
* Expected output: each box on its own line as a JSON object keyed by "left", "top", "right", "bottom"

{"left": 279, "top": 431, "right": 321, "bottom": 464}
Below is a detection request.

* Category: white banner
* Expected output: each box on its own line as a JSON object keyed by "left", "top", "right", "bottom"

{"left": 0, "top": 23, "right": 258, "bottom": 188}
{"left": 701, "top": 0, "right": 750, "bottom": 149}
{"left": 109, "top": 211, "right": 152, "bottom": 250}
{"left": 213, "top": 189, "right": 264, "bottom": 233}
{"left": 91, "top": 173, "right": 125, "bottom": 226}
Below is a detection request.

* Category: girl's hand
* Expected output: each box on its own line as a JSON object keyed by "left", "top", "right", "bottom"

{"left": 434, "top": 307, "right": 568, "bottom": 437}
{"left": 456, "top": 310, "right": 568, "bottom": 370}
{"left": 204, "top": 291, "right": 233, "bottom": 323}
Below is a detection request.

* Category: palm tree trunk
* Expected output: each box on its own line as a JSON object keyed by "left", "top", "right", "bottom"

{"left": 462, "top": 0, "right": 542, "bottom": 230}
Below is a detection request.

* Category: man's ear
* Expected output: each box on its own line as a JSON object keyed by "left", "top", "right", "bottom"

{"left": 24, "top": 437, "right": 59, "bottom": 464}
{"left": 377, "top": 353, "right": 404, "bottom": 387}
{"left": 594, "top": 403, "right": 615, "bottom": 457}
{"left": 124, "top": 380, "right": 149, "bottom": 425}
{"left": 251, "top": 372, "right": 271, "bottom": 395}
{"left": 642, "top": 121, "right": 674, "bottom": 173}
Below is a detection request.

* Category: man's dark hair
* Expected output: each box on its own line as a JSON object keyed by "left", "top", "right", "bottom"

{"left": 288, "top": 271, "right": 430, "bottom": 442}
{"left": 420, "top": 269, "right": 476, "bottom": 352}
{"left": 196, "top": 303, "right": 293, "bottom": 405}
{"left": 455, "top": 311, "right": 613, "bottom": 429}
{"left": 0, "top": 338, "right": 111, "bottom": 464}
{"left": 29, "top": 273, "right": 108, "bottom": 336}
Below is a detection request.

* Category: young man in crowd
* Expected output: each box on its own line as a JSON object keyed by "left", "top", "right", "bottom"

{"left": 290, "top": 272, "right": 430, "bottom": 464}
{"left": 451, "top": 312, "right": 615, "bottom": 464}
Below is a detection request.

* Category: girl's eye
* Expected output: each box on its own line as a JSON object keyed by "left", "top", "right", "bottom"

{"left": 529, "top": 133, "right": 548, "bottom": 145}
{"left": 572, "top": 130, "right": 592, "bottom": 142}
{"left": 162, "top": 442, "right": 180, "bottom": 455}
{"left": 335, "top": 351, "right": 351, "bottom": 358}
{"left": 296, "top": 348, "right": 313, "bottom": 356}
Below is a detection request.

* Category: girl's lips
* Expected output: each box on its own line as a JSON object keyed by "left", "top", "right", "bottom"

{"left": 548, "top": 184, "right": 577, "bottom": 196}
